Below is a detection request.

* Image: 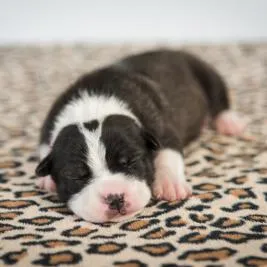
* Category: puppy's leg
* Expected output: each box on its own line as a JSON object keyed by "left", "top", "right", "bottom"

{"left": 153, "top": 149, "right": 192, "bottom": 201}
{"left": 36, "top": 144, "right": 56, "bottom": 192}
{"left": 186, "top": 52, "right": 246, "bottom": 136}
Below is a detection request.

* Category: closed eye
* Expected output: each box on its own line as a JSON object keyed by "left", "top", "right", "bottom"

{"left": 76, "top": 169, "right": 91, "bottom": 180}
{"left": 118, "top": 153, "right": 143, "bottom": 167}
{"left": 118, "top": 157, "right": 130, "bottom": 166}
{"left": 61, "top": 166, "right": 91, "bottom": 181}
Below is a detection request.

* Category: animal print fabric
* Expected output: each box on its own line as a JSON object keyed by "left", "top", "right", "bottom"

{"left": 0, "top": 44, "right": 267, "bottom": 267}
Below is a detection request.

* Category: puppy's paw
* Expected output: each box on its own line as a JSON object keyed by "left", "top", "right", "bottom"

{"left": 174, "top": 180, "right": 192, "bottom": 200}
{"left": 36, "top": 176, "right": 56, "bottom": 192}
{"left": 153, "top": 149, "right": 192, "bottom": 201}
{"left": 153, "top": 170, "right": 192, "bottom": 201}
{"left": 215, "top": 110, "right": 247, "bottom": 136}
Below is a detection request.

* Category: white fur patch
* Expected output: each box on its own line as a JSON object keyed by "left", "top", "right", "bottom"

{"left": 78, "top": 122, "right": 107, "bottom": 178}
{"left": 50, "top": 92, "right": 140, "bottom": 145}
{"left": 39, "top": 144, "right": 51, "bottom": 160}
{"left": 155, "top": 149, "right": 186, "bottom": 182}
{"left": 153, "top": 149, "right": 191, "bottom": 201}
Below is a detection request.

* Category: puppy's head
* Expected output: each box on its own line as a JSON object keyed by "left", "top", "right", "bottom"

{"left": 36, "top": 115, "right": 159, "bottom": 222}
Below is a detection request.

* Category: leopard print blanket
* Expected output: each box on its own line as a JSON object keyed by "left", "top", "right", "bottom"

{"left": 0, "top": 44, "right": 267, "bottom": 267}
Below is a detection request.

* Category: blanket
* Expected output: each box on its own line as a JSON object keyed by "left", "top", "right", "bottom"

{"left": 0, "top": 44, "right": 267, "bottom": 267}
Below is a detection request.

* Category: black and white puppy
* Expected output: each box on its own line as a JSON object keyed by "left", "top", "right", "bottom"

{"left": 35, "top": 49, "right": 245, "bottom": 222}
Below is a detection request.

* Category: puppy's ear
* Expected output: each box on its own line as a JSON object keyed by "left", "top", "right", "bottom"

{"left": 143, "top": 131, "right": 160, "bottom": 151}
{"left": 35, "top": 154, "right": 52, "bottom": 176}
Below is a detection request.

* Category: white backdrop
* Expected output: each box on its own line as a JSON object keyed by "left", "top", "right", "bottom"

{"left": 0, "top": 0, "right": 266, "bottom": 44}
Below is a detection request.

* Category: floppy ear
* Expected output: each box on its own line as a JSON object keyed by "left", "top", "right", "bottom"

{"left": 143, "top": 131, "right": 161, "bottom": 150}
{"left": 35, "top": 154, "right": 52, "bottom": 177}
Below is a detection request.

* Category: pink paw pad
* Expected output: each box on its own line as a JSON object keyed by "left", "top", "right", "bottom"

{"left": 36, "top": 176, "right": 56, "bottom": 192}
{"left": 153, "top": 175, "right": 192, "bottom": 202}
{"left": 215, "top": 110, "right": 247, "bottom": 136}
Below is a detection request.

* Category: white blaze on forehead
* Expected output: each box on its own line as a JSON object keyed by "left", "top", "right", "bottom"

{"left": 51, "top": 91, "right": 140, "bottom": 145}
{"left": 78, "top": 123, "right": 107, "bottom": 178}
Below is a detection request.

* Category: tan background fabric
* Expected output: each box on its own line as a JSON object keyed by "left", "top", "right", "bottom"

{"left": 0, "top": 44, "right": 267, "bottom": 267}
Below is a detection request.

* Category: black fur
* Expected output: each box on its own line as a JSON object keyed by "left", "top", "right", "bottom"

{"left": 36, "top": 124, "right": 92, "bottom": 202}
{"left": 101, "top": 115, "right": 156, "bottom": 187}
{"left": 40, "top": 49, "right": 229, "bottom": 147}
{"left": 83, "top": 120, "right": 99, "bottom": 131}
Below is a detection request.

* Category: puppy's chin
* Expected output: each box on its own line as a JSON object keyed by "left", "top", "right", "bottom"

{"left": 67, "top": 174, "right": 151, "bottom": 223}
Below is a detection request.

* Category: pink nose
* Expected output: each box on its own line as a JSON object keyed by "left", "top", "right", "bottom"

{"left": 104, "top": 193, "right": 127, "bottom": 215}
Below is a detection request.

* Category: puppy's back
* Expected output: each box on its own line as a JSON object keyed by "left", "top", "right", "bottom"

{"left": 116, "top": 49, "right": 229, "bottom": 145}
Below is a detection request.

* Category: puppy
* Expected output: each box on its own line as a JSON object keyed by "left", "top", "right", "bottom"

{"left": 35, "top": 49, "right": 245, "bottom": 222}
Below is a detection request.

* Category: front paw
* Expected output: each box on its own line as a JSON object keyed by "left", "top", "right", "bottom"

{"left": 153, "top": 168, "right": 192, "bottom": 201}
{"left": 36, "top": 176, "right": 56, "bottom": 192}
